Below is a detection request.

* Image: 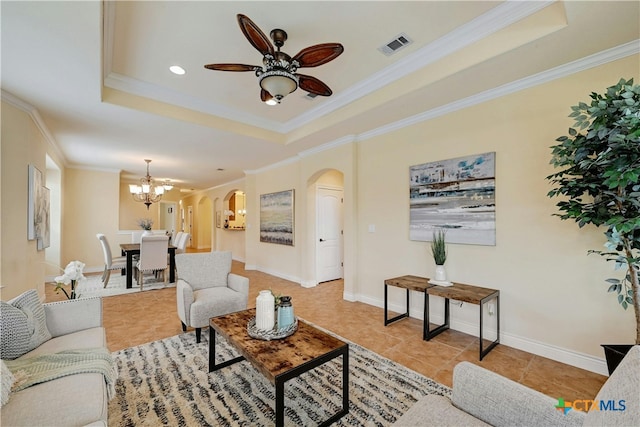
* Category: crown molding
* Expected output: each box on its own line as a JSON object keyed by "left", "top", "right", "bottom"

{"left": 103, "top": 72, "right": 283, "bottom": 132}
{"left": 244, "top": 155, "right": 300, "bottom": 176}
{"left": 1, "top": 90, "right": 67, "bottom": 167}
{"left": 66, "top": 164, "right": 122, "bottom": 174}
{"left": 298, "top": 135, "right": 357, "bottom": 158}
{"left": 227, "top": 39, "right": 639, "bottom": 187}
{"left": 282, "top": 0, "right": 556, "bottom": 132}
{"left": 101, "top": 0, "right": 555, "bottom": 135}
{"left": 359, "top": 40, "right": 640, "bottom": 142}
{"left": 201, "top": 176, "right": 246, "bottom": 193}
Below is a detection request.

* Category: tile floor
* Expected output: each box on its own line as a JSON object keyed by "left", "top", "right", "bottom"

{"left": 45, "top": 260, "right": 607, "bottom": 402}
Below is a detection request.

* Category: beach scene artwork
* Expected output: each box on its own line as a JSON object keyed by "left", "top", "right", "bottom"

{"left": 410, "top": 152, "right": 496, "bottom": 245}
{"left": 260, "top": 189, "right": 294, "bottom": 246}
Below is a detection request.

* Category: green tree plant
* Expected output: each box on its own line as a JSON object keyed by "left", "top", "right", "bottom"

{"left": 546, "top": 78, "right": 640, "bottom": 344}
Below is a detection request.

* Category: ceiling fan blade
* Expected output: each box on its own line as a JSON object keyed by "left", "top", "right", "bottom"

{"left": 298, "top": 74, "right": 333, "bottom": 96}
{"left": 204, "top": 63, "right": 260, "bottom": 72}
{"left": 260, "top": 89, "right": 271, "bottom": 102}
{"left": 292, "top": 43, "right": 344, "bottom": 68}
{"left": 237, "top": 14, "right": 274, "bottom": 56}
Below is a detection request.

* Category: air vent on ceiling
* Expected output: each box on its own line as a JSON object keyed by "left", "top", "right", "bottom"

{"left": 378, "top": 33, "right": 413, "bottom": 56}
{"left": 304, "top": 92, "right": 319, "bottom": 100}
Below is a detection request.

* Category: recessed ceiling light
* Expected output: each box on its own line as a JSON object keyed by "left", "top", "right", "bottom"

{"left": 169, "top": 65, "right": 186, "bottom": 75}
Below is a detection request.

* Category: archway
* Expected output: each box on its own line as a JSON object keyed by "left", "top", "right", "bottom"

{"left": 197, "top": 196, "right": 213, "bottom": 250}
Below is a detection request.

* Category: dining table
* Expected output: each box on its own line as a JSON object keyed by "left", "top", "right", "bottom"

{"left": 120, "top": 243, "right": 177, "bottom": 289}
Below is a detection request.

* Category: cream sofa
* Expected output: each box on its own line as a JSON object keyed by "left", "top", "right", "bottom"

{"left": 395, "top": 345, "right": 640, "bottom": 427}
{"left": 1, "top": 297, "right": 109, "bottom": 427}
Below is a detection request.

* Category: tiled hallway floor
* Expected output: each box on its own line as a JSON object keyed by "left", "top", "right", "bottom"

{"left": 45, "top": 260, "right": 606, "bottom": 402}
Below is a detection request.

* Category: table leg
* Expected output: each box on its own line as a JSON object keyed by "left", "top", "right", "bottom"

{"left": 209, "top": 327, "right": 215, "bottom": 372}
{"left": 318, "top": 346, "right": 350, "bottom": 427}
{"left": 384, "top": 285, "right": 410, "bottom": 326}
{"left": 423, "top": 290, "right": 428, "bottom": 340}
{"left": 126, "top": 251, "right": 133, "bottom": 289}
{"left": 424, "top": 295, "right": 450, "bottom": 340}
{"left": 208, "top": 328, "right": 245, "bottom": 373}
{"left": 341, "top": 346, "right": 349, "bottom": 417}
{"left": 275, "top": 378, "right": 285, "bottom": 427}
{"left": 169, "top": 249, "right": 176, "bottom": 283}
{"left": 479, "top": 292, "right": 500, "bottom": 360}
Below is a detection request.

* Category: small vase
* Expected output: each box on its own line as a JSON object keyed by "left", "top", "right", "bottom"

{"left": 256, "top": 290, "right": 275, "bottom": 331}
{"left": 434, "top": 265, "right": 447, "bottom": 282}
{"left": 277, "top": 296, "right": 294, "bottom": 329}
{"left": 142, "top": 230, "right": 153, "bottom": 237}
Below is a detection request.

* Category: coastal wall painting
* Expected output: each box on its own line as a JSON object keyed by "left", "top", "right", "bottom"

{"left": 27, "top": 164, "right": 43, "bottom": 240}
{"left": 409, "top": 152, "right": 496, "bottom": 246}
{"left": 260, "top": 189, "right": 294, "bottom": 246}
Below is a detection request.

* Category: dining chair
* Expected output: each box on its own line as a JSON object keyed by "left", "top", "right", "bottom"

{"left": 176, "top": 232, "right": 190, "bottom": 254}
{"left": 135, "top": 235, "right": 169, "bottom": 290}
{"left": 96, "top": 234, "right": 127, "bottom": 288}
{"left": 173, "top": 231, "right": 184, "bottom": 247}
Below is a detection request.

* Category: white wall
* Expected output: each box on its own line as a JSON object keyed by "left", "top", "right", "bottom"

{"left": 242, "top": 55, "right": 639, "bottom": 374}
{"left": 0, "top": 99, "right": 65, "bottom": 300}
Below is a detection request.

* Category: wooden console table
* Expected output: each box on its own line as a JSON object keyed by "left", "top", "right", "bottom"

{"left": 426, "top": 282, "right": 500, "bottom": 360}
{"left": 383, "top": 275, "right": 433, "bottom": 340}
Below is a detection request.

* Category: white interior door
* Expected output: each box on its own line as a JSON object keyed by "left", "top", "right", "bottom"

{"left": 187, "top": 206, "right": 193, "bottom": 248}
{"left": 316, "top": 186, "right": 343, "bottom": 283}
{"left": 159, "top": 202, "right": 176, "bottom": 235}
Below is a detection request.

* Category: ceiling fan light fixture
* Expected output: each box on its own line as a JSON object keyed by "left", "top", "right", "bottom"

{"left": 259, "top": 69, "right": 298, "bottom": 102}
{"left": 169, "top": 65, "right": 186, "bottom": 75}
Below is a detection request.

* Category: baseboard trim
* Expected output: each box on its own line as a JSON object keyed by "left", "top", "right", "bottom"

{"left": 252, "top": 265, "right": 302, "bottom": 285}
{"left": 301, "top": 280, "right": 317, "bottom": 288}
{"left": 359, "top": 293, "right": 609, "bottom": 376}
{"left": 343, "top": 291, "right": 357, "bottom": 302}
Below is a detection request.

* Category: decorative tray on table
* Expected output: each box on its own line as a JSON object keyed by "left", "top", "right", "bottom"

{"left": 247, "top": 317, "right": 298, "bottom": 341}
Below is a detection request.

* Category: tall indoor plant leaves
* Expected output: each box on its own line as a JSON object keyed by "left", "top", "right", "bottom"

{"left": 547, "top": 78, "right": 640, "bottom": 344}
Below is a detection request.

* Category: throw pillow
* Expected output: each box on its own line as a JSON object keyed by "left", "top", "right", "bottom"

{"left": 0, "top": 360, "right": 15, "bottom": 406}
{"left": 0, "top": 289, "right": 52, "bottom": 359}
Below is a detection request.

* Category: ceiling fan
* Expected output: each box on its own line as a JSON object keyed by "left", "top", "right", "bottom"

{"left": 205, "top": 14, "right": 344, "bottom": 105}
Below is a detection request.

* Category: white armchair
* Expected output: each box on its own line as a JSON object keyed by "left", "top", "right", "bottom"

{"left": 175, "top": 251, "right": 249, "bottom": 343}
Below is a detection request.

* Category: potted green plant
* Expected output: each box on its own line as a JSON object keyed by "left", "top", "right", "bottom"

{"left": 430, "top": 229, "right": 451, "bottom": 285}
{"left": 546, "top": 78, "right": 639, "bottom": 373}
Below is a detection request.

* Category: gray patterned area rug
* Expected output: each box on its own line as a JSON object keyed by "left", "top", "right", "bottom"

{"left": 58, "top": 273, "right": 175, "bottom": 300}
{"left": 109, "top": 327, "right": 451, "bottom": 426}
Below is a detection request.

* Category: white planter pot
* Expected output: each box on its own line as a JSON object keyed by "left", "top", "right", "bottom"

{"left": 434, "top": 265, "right": 447, "bottom": 282}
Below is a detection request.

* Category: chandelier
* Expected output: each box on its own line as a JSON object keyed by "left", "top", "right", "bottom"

{"left": 129, "top": 159, "right": 171, "bottom": 210}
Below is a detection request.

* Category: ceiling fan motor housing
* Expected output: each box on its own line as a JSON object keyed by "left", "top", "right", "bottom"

{"left": 270, "top": 28, "right": 287, "bottom": 48}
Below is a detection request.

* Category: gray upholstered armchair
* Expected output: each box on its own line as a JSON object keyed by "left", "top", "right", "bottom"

{"left": 175, "top": 251, "right": 249, "bottom": 343}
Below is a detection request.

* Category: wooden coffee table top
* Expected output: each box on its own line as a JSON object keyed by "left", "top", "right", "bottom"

{"left": 210, "top": 308, "right": 347, "bottom": 384}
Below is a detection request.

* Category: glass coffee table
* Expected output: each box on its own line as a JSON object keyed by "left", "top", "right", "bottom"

{"left": 209, "top": 308, "right": 349, "bottom": 427}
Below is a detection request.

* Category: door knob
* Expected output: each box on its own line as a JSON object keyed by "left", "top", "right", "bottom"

{"left": 319, "top": 238, "right": 325, "bottom": 242}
